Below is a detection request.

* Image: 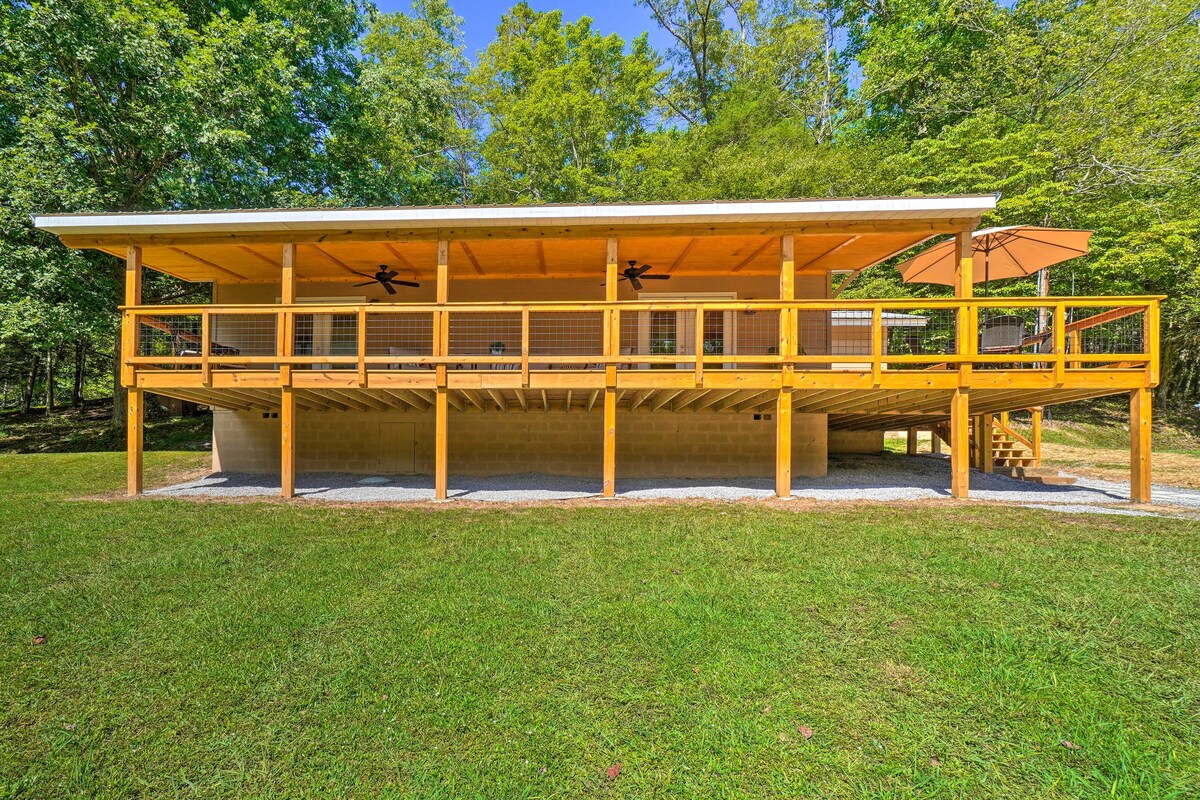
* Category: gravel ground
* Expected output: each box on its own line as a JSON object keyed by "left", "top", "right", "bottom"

{"left": 146, "top": 454, "right": 1200, "bottom": 511}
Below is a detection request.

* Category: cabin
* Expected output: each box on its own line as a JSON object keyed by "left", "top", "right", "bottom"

{"left": 33, "top": 197, "right": 1160, "bottom": 501}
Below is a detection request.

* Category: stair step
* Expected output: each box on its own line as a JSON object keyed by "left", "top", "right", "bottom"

{"left": 999, "top": 465, "right": 1077, "bottom": 486}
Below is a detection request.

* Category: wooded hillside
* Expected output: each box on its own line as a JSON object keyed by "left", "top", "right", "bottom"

{"left": 2, "top": 0, "right": 1197, "bottom": 423}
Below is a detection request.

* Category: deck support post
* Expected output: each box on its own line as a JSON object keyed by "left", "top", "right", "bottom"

{"left": 280, "top": 387, "right": 295, "bottom": 498}
{"left": 980, "top": 413, "right": 994, "bottom": 473}
{"left": 1130, "top": 388, "right": 1151, "bottom": 503}
{"left": 124, "top": 246, "right": 143, "bottom": 496}
{"left": 1030, "top": 407, "right": 1043, "bottom": 465}
{"left": 127, "top": 387, "right": 143, "bottom": 496}
{"left": 950, "top": 388, "right": 970, "bottom": 499}
{"left": 605, "top": 238, "right": 619, "bottom": 302}
{"left": 906, "top": 427, "right": 918, "bottom": 456}
{"left": 435, "top": 387, "right": 448, "bottom": 500}
{"left": 775, "top": 388, "right": 793, "bottom": 498}
{"left": 931, "top": 433, "right": 942, "bottom": 455}
{"left": 281, "top": 243, "right": 297, "bottom": 304}
{"left": 602, "top": 387, "right": 616, "bottom": 497}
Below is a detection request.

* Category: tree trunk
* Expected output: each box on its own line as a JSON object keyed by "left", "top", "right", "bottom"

{"left": 74, "top": 339, "right": 85, "bottom": 408}
{"left": 112, "top": 334, "right": 126, "bottom": 429}
{"left": 22, "top": 353, "right": 38, "bottom": 414}
{"left": 44, "top": 349, "right": 55, "bottom": 414}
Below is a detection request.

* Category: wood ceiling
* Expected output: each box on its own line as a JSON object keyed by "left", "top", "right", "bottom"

{"left": 93, "top": 231, "right": 939, "bottom": 284}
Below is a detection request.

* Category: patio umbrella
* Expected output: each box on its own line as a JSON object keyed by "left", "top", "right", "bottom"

{"left": 896, "top": 226, "right": 1093, "bottom": 294}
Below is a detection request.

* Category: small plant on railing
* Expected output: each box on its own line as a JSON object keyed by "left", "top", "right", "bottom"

{"left": 490, "top": 341, "right": 506, "bottom": 356}
{"left": 649, "top": 339, "right": 676, "bottom": 355}
{"left": 703, "top": 339, "right": 723, "bottom": 355}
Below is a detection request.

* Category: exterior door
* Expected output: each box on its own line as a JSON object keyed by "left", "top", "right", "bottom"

{"left": 638, "top": 293, "right": 737, "bottom": 368}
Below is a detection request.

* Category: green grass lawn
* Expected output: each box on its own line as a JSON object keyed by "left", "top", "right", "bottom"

{"left": 2, "top": 453, "right": 1199, "bottom": 798}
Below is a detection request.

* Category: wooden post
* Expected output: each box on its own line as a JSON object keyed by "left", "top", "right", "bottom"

{"left": 1130, "top": 388, "right": 1151, "bottom": 503}
{"left": 602, "top": 387, "right": 616, "bottom": 497}
{"left": 931, "top": 432, "right": 942, "bottom": 455}
{"left": 127, "top": 387, "right": 143, "bottom": 496}
{"left": 601, "top": 242, "right": 619, "bottom": 498}
{"left": 906, "top": 427, "right": 918, "bottom": 456}
{"left": 980, "top": 412, "right": 994, "bottom": 473}
{"left": 280, "top": 387, "right": 295, "bottom": 498}
{"left": 776, "top": 388, "right": 792, "bottom": 498}
{"left": 954, "top": 229, "right": 974, "bottom": 389}
{"left": 125, "top": 245, "right": 143, "bottom": 307}
{"left": 1031, "top": 407, "right": 1043, "bottom": 465}
{"left": 605, "top": 238, "right": 619, "bottom": 302}
{"left": 436, "top": 240, "right": 449, "bottom": 304}
{"left": 776, "top": 235, "right": 795, "bottom": 499}
{"left": 124, "top": 246, "right": 144, "bottom": 496}
{"left": 950, "top": 388, "right": 970, "bottom": 499}
{"left": 281, "top": 243, "right": 297, "bottom": 304}
{"left": 435, "top": 387, "right": 448, "bottom": 500}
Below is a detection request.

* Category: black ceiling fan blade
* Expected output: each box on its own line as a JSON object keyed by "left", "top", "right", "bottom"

{"left": 379, "top": 270, "right": 398, "bottom": 280}
{"left": 353, "top": 281, "right": 376, "bottom": 287}
{"left": 630, "top": 277, "right": 643, "bottom": 291}
{"left": 640, "top": 274, "right": 670, "bottom": 280}
{"left": 382, "top": 281, "right": 397, "bottom": 295}
{"left": 633, "top": 263, "right": 654, "bottom": 277}
{"left": 394, "top": 280, "right": 420, "bottom": 288}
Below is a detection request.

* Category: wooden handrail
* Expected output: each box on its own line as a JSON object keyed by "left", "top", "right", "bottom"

{"left": 121, "top": 296, "right": 1162, "bottom": 382}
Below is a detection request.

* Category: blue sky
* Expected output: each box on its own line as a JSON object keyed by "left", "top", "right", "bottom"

{"left": 373, "top": 0, "right": 676, "bottom": 62}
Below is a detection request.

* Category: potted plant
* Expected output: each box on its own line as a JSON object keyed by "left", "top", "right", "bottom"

{"left": 490, "top": 341, "right": 506, "bottom": 356}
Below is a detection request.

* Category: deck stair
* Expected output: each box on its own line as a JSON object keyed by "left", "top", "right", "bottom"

{"left": 980, "top": 416, "right": 1076, "bottom": 486}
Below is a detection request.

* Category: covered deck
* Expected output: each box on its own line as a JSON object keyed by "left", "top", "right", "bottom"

{"left": 33, "top": 197, "right": 1161, "bottom": 503}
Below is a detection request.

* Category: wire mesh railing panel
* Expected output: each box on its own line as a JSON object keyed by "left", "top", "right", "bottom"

{"left": 292, "top": 312, "right": 358, "bottom": 369}
{"left": 529, "top": 311, "right": 604, "bottom": 357}
{"left": 448, "top": 312, "right": 522, "bottom": 357}
{"left": 211, "top": 314, "right": 277, "bottom": 358}
{"left": 136, "top": 314, "right": 202, "bottom": 362}
{"left": 617, "top": 309, "right": 699, "bottom": 365}
{"left": 879, "top": 307, "right": 958, "bottom": 369}
{"left": 1067, "top": 306, "right": 1145, "bottom": 359}
{"left": 365, "top": 313, "right": 434, "bottom": 366}
{"left": 730, "top": 308, "right": 780, "bottom": 367}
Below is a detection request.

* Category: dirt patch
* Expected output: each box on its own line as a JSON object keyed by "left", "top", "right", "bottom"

{"left": 1041, "top": 442, "right": 1200, "bottom": 490}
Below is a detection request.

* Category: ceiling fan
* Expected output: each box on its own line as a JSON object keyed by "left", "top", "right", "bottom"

{"left": 354, "top": 265, "right": 420, "bottom": 295}
{"left": 604, "top": 260, "right": 671, "bottom": 291}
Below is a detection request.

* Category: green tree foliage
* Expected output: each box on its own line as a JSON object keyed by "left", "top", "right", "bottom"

{"left": 469, "top": 3, "right": 664, "bottom": 202}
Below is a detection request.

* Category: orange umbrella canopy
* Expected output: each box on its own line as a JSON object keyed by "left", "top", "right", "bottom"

{"left": 897, "top": 226, "right": 1093, "bottom": 286}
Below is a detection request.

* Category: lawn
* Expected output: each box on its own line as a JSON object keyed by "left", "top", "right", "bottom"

{"left": 2, "top": 453, "right": 1199, "bottom": 798}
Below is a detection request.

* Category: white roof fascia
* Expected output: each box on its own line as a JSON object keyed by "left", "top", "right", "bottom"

{"left": 33, "top": 196, "right": 997, "bottom": 237}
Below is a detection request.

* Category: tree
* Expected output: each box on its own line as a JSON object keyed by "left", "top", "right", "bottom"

{"left": 0, "top": 0, "right": 367, "bottom": 424}
{"left": 470, "top": 3, "right": 665, "bottom": 203}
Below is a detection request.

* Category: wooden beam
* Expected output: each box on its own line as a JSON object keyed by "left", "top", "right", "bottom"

{"left": 459, "top": 241, "right": 485, "bottom": 276}
{"left": 1030, "top": 407, "right": 1043, "bottom": 465}
{"left": 950, "top": 388, "right": 970, "bottom": 498}
{"left": 281, "top": 387, "right": 296, "bottom": 498}
{"left": 1131, "top": 387, "right": 1151, "bottom": 503}
{"left": 980, "top": 412, "right": 994, "bottom": 473}
{"left": 906, "top": 427, "right": 918, "bottom": 456}
{"left": 586, "top": 388, "right": 599, "bottom": 412}
{"left": 775, "top": 388, "right": 792, "bottom": 498}
{"left": 954, "top": 228, "right": 973, "bottom": 299}
{"left": 168, "top": 247, "right": 249, "bottom": 281}
{"left": 239, "top": 245, "right": 280, "bottom": 268}
{"left": 307, "top": 243, "right": 361, "bottom": 278}
{"left": 127, "top": 387, "right": 143, "bottom": 496}
{"left": 125, "top": 245, "right": 143, "bottom": 307}
{"left": 667, "top": 237, "right": 698, "bottom": 273}
{"left": 436, "top": 240, "right": 449, "bottom": 304}
{"left": 382, "top": 242, "right": 419, "bottom": 276}
{"left": 732, "top": 238, "right": 775, "bottom": 273}
{"left": 605, "top": 238, "right": 619, "bottom": 302}
{"left": 435, "top": 388, "right": 448, "bottom": 500}
{"left": 281, "top": 243, "right": 297, "bottom": 304}
{"left": 831, "top": 269, "right": 863, "bottom": 298}
{"left": 603, "top": 388, "right": 616, "bottom": 497}
{"left": 487, "top": 389, "right": 508, "bottom": 411}
{"left": 796, "top": 235, "right": 859, "bottom": 272}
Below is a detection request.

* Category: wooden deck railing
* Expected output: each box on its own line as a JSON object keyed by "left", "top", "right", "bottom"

{"left": 120, "top": 296, "right": 1161, "bottom": 387}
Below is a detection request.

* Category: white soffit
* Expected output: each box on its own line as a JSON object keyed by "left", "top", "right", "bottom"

{"left": 33, "top": 196, "right": 997, "bottom": 237}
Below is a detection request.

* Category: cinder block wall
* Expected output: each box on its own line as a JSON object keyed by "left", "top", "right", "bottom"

{"left": 828, "top": 430, "right": 884, "bottom": 454}
{"left": 213, "top": 409, "right": 828, "bottom": 478}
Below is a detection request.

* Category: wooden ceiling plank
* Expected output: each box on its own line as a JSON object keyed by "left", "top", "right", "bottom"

{"left": 730, "top": 239, "right": 776, "bottom": 273}
{"left": 459, "top": 241, "right": 485, "bottom": 276}
{"left": 167, "top": 247, "right": 249, "bottom": 281}
{"left": 667, "top": 238, "right": 699, "bottom": 273}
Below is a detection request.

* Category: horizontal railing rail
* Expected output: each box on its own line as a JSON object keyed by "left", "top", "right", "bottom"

{"left": 120, "top": 296, "right": 1162, "bottom": 386}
